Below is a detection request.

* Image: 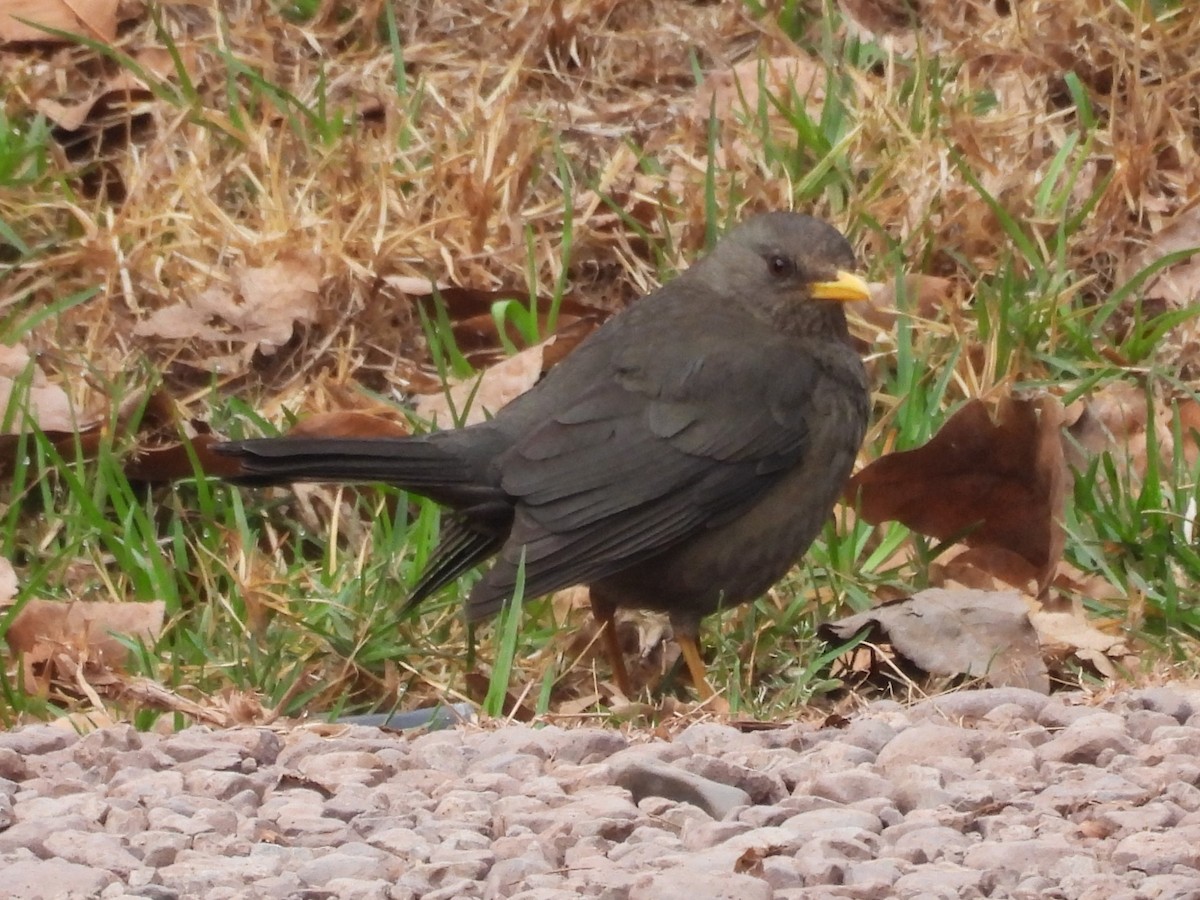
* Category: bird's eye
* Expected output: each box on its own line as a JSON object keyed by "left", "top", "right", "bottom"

{"left": 768, "top": 254, "right": 795, "bottom": 278}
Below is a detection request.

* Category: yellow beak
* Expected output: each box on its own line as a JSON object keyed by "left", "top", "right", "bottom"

{"left": 810, "top": 270, "right": 871, "bottom": 303}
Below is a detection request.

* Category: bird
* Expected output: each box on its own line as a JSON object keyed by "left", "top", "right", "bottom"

{"left": 215, "top": 212, "right": 872, "bottom": 699}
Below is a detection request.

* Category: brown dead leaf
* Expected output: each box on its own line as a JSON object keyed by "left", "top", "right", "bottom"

{"left": 1129, "top": 205, "right": 1200, "bottom": 307}
{"left": 693, "top": 55, "right": 826, "bottom": 123}
{"left": 1030, "top": 609, "right": 1137, "bottom": 679}
{"left": 415, "top": 318, "right": 595, "bottom": 427}
{"left": 0, "top": 343, "right": 103, "bottom": 475}
{"left": 413, "top": 286, "right": 605, "bottom": 369}
{"left": 1064, "top": 381, "right": 1200, "bottom": 480}
{"left": 125, "top": 432, "right": 248, "bottom": 482}
{"left": 134, "top": 252, "right": 322, "bottom": 366}
{"left": 820, "top": 588, "right": 1050, "bottom": 693}
{"left": 6, "top": 599, "right": 165, "bottom": 682}
{"left": 0, "top": 342, "right": 99, "bottom": 432}
{"left": 0, "top": 557, "right": 16, "bottom": 605}
{"left": 934, "top": 545, "right": 1041, "bottom": 595}
{"left": 866, "top": 274, "right": 956, "bottom": 325}
{"left": 117, "top": 388, "right": 239, "bottom": 482}
{"left": 1065, "top": 381, "right": 1147, "bottom": 461}
{"left": 1, "top": 0, "right": 118, "bottom": 43}
{"left": 848, "top": 395, "right": 1067, "bottom": 595}
{"left": 284, "top": 411, "right": 412, "bottom": 440}
{"left": 1053, "top": 560, "right": 1127, "bottom": 606}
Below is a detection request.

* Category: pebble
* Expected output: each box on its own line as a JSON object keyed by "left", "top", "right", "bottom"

{"left": 1, "top": 687, "right": 1199, "bottom": 897}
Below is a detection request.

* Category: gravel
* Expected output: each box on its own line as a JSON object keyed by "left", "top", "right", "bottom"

{"left": 4, "top": 686, "right": 1200, "bottom": 899}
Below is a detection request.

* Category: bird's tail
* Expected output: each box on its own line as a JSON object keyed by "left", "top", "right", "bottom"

{"left": 213, "top": 436, "right": 481, "bottom": 494}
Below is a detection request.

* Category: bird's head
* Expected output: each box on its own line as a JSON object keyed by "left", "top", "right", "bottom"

{"left": 696, "top": 212, "right": 870, "bottom": 336}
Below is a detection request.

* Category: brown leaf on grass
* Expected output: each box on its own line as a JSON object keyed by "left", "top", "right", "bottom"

{"left": 1064, "top": 382, "right": 1200, "bottom": 480}
{"left": 121, "top": 389, "right": 242, "bottom": 482}
{"left": 820, "top": 588, "right": 1050, "bottom": 693}
{"left": 36, "top": 46, "right": 192, "bottom": 128}
{"left": 847, "top": 395, "right": 1067, "bottom": 595}
{"left": 415, "top": 318, "right": 596, "bottom": 427}
{"left": 412, "top": 285, "right": 606, "bottom": 369}
{"left": 933, "top": 545, "right": 1041, "bottom": 595}
{"left": 849, "top": 275, "right": 956, "bottom": 355}
{"left": 0, "top": 557, "right": 17, "bottom": 606}
{"left": 6, "top": 599, "right": 165, "bottom": 693}
{"left": 1064, "top": 381, "right": 1147, "bottom": 462}
{"left": 1053, "top": 560, "right": 1127, "bottom": 607}
{"left": 134, "top": 252, "right": 322, "bottom": 368}
{"left": 0, "top": 343, "right": 103, "bottom": 475}
{"left": 866, "top": 274, "right": 956, "bottom": 324}
{"left": 1126, "top": 205, "right": 1200, "bottom": 308}
{"left": 692, "top": 55, "right": 826, "bottom": 123}
{"left": 0, "top": 0, "right": 118, "bottom": 43}
{"left": 283, "top": 411, "right": 411, "bottom": 440}
{"left": 1029, "top": 609, "right": 1137, "bottom": 680}
{"left": 0, "top": 343, "right": 99, "bottom": 432}
{"left": 124, "top": 432, "right": 246, "bottom": 482}
{"left": 836, "top": 0, "right": 919, "bottom": 38}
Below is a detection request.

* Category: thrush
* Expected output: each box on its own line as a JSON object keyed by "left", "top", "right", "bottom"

{"left": 216, "top": 212, "right": 871, "bottom": 698}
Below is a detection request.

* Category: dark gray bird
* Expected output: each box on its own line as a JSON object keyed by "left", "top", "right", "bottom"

{"left": 216, "top": 212, "right": 871, "bottom": 698}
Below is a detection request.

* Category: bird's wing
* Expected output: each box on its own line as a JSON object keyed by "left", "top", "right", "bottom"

{"left": 466, "top": 325, "right": 824, "bottom": 616}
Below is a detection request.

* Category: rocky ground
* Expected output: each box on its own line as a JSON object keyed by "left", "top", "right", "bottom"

{"left": 3, "top": 686, "right": 1200, "bottom": 899}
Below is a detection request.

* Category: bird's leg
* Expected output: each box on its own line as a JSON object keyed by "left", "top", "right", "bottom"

{"left": 590, "top": 594, "right": 633, "bottom": 698}
{"left": 676, "top": 634, "right": 716, "bottom": 701}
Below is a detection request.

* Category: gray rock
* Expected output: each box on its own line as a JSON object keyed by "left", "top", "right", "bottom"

{"left": 1125, "top": 687, "right": 1195, "bottom": 723}
{"left": 893, "top": 825, "right": 974, "bottom": 863}
{"left": 682, "top": 753, "right": 787, "bottom": 805}
{"left": 876, "top": 724, "right": 993, "bottom": 772}
{"left": 42, "top": 830, "right": 142, "bottom": 877}
{"left": 629, "top": 867, "right": 773, "bottom": 900}
{"left": 781, "top": 806, "right": 883, "bottom": 837}
{"left": 892, "top": 863, "right": 985, "bottom": 898}
{"left": 0, "top": 747, "right": 29, "bottom": 781}
{"left": 4, "top": 858, "right": 118, "bottom": 899}
{"left": 611, "top": 755, "right": 750, "bottom": 819}
{"left": 809, "top": 770, "right": 896, "bottom": 805}
{"left": 1036, "top": 723, "right": 1135, "bottom": 765}
{"left": 1112, "top": 828, "right": 1200, "bottom": 874}
{"left": 911, "top": 687, "right": 1049, "bottom": 721}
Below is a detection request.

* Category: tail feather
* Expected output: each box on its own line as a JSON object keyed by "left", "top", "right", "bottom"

{"left": 215, "top": 437, "right": 482, "bottom": 495}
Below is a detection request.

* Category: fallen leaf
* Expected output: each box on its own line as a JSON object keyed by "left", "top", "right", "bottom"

{"left": 0, "top": 557, "right": 16, "bottom": 604}
{"left": 0, "top": 342, "right": 99, "bottom": 433}
{"left": 413, "top": 285, "right": 605, "bottom": 368}
{"left": 820, "top": 588, "right": 1050, "bottom": 693}
{"left": 847, "top": 395, "right": 1067, "bottom": 595}
{"left": 692, "top": 55, "right": 826, "bottom": 123}
{"left": 119, "top": 389, "right": 244, "bottom": 482}
{"left": 1129, "top": 205, "right": 1200, "bottom": 307}
{"left": 1064, "top": 381, "right": 1200, "bottom": 481}
{"left": 6, "top": 598, "right": 165, "bottom": 682}
{"left": 934, "top": 545, "right": 1040, "bottom": 594}
{"left": 283, "top": 411, "right": 411, "bottom": 440}
{"left": 134, "top": 252, "right": 322, "bottom": 364}
{"left": 124, "top": 432, "right": 248, "bottom": 482}
{"left": 863, "top": 274, "right": 956, "bottom": 326}
{"left": 415, "top": 319, "right": 595, "bottom": 427}
{"left": 1030, "top": 609, "right": 1137, "bottom": 679}
{"left": 1, "top": 0, "right": 118, "bottom": 43}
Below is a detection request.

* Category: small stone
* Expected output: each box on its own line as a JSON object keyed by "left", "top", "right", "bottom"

{"left": 1036, "top": 724, "right": 1134, "bottom": 765}
{"left": 4, "top": 858, "right": 117, "bottom": 899}
{"left": 1112, "top": 829, "right": 1200, "bottom": 874}
{"left": 629, "top": 867, "right": 772, "bottom": 900}
{"left": 611, "top": 756, "right": 750, "bottom": 820}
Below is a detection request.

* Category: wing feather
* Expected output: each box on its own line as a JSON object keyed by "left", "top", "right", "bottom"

{"left": 467, "top": 322, "right": 827, "bottom": 616}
